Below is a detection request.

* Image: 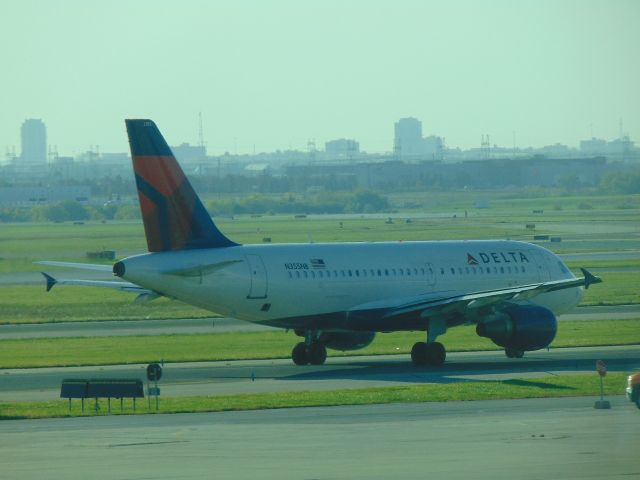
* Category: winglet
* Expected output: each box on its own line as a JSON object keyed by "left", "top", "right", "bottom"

{"left": 41, "top": 272, "right": 57, "bottom": 292}
{"left": 580, "top": 268, "right": 602, "bottom": 290}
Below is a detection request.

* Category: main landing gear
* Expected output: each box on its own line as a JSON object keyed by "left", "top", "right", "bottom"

{"left": 411, "top": 341, "right": 446, "bottom": 366}
{"left": 411, "top": 317, "right": 448, "bottom": 367}
{"left": 292, "top": 341, "right": 327, "bottom": 365}
{"left": 505, "top": 348, "right": 524, "bottom": 359}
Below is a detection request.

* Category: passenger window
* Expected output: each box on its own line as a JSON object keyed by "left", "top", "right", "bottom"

{"left": 385, "top": 269, "right": 389, "bottom": 276}
{"left": 406, "top": 269, "right": 411, "bottom": 276}
{"left": 450, "top": 268, "right": 455, "bottom": 275}
{"left": 348, "top": 270, "right": 353, "bottom": 277}
{"left": 377, "top": 269, "right": 382, "bottom": 276}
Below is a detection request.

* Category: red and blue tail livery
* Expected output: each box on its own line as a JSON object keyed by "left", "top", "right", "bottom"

{"left": 125, "top": 119, "right": 237, "bottom": 252}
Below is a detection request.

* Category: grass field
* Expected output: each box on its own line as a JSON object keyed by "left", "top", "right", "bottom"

{"left": 1, "top": 318, "right": 638, "bottom": 368}
{"left": 1, "top": 193, "right": 638, "bottom": 272}
{"left": 1, "top": 285, "right": 210, "bottom": 324}
{"left": 0, "top": 372, "right": 627, "bottom": 420}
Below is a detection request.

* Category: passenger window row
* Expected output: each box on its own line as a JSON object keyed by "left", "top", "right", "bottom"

{"left": 287, "top": 264, "right": 527, "bottom": 280}
{"left": 287, "top": 266, "right": 434, "bottom": 280}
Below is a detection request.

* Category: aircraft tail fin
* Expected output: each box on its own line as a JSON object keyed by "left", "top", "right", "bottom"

{"left": 125, "top": 119, "right": 237, "bottom": 252}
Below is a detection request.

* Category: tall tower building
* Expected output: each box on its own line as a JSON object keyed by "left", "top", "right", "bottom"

{"left": 20, "top": 119, "right": 47, "bottom": 163}
{"left": 394, "top": 117, "right": 423, "bottom": 157}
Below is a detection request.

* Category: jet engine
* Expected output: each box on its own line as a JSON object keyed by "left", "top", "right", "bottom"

{"left": 318, "top": 331, "right": 376, "bottom": 351}
{"left": 476, "top": 304, "right": 557, "bottom": 352}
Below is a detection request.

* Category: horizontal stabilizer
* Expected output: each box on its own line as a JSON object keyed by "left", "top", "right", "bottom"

{"left": 35, "top": 261, "right": 113, "bottom": 272}
{"left": 40, "top": 271, "right": 155, "bottom": 296}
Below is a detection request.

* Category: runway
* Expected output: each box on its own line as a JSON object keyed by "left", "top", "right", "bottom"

{"left": 2, "top": 345, "right": 639, "bottom": 402}
{"left": 1, "top": 304, "right": 637, "bottom": 339}
{"left": 0, "top": 396, "right": 636, "bottom": 479}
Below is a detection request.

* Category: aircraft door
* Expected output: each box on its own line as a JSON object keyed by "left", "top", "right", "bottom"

{"left": 246, "top": 254, "right": 268, "bottom": 299}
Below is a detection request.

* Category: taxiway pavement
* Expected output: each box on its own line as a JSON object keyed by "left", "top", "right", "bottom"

{"left": 0, "top": 396, "right": 636, "bottom": 480}
{"left": 2, "top": 345, "right": 638, "bottom": 402}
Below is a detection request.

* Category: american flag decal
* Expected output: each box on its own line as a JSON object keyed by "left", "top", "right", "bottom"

{"left": 467, "top": 253, "right": 478, "bottom": 265}
{"left": 310, "top": 258, "right": 326, "bottom": 269}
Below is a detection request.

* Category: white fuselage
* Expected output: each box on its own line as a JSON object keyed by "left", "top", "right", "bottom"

{"left": 118, "top": 239, "right": 582, "bottom": 331}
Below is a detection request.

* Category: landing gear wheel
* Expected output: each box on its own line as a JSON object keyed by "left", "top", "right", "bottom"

{"left": 411, "top": 342, "right": 429, "bottom": 366}
{"left": 411, "top": 342, "right": 446, "bottom": 367}
{"left": 292, "top": 342, "right": 308, "bottom": 365}
{"left": 505, "top": 348, "right": 524, "bottom": 359}
{"left": 427, "top": 342, "right": 446, "bottom": 366}
{"left": 307, "top": 342, "right": 327, "bottom": 365}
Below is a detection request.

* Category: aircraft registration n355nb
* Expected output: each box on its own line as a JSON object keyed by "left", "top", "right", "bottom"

{"left": 41, "top": 119, "right": 602, "bottom": 367}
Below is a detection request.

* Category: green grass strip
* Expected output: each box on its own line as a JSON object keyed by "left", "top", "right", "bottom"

{"left": 1, "top": 319, "right": 638, "bottom": 369}
{"left": 0, "top": 373, "right": 627, "bottom": 420}
{"left": 0, "top": 285, "right": 211, "bottom": 324}
{"left": 579, "top": 271, "right": 640, "bottom": 306}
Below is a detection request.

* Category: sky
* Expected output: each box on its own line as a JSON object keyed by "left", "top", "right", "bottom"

{"left": 1, "top": 0, "right": 639, "bottom": 157}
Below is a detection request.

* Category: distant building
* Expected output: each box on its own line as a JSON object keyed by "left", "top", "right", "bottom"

{"left": 325, "top": 138, "right": 359, "bottom": 157}
{"left": 580, "top": 138, "right": 607, "bottom": 155}
{"left": 394, "top": 117, "right": 423, "bottom": 157}
{"left": 20, "top": 119, "right": 47, "bottom": 163}
{"left": 423, "top": 135, "right": 444, "bottom": 160}
{"left": 394, "top": 117, "right": 443, "bottom": 160}
{"left": 172, "top": 143, "right": 206, "bottom": 163}
{"left": 580, "top": 136, "right": 636, "bottom": 161}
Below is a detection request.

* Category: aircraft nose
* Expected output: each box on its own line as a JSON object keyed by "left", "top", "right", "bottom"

{"left": 113, "top": 261, "right": 126, "bottom": 277}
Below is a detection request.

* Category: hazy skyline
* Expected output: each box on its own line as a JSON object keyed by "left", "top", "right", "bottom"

{"left": 1, "top": 0, "right": 639, "bottom": 156}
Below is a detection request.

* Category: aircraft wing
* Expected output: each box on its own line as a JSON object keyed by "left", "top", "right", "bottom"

{"left": 379, "top": 268, "right": 601, "bottom": 325}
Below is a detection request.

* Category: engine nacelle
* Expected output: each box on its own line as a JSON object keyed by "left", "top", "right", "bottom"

{"left": 318, "top": 331, "right": 376, "bottom": 351}
{"left": 476, "top": 304, "right": 557, "bottom": 352}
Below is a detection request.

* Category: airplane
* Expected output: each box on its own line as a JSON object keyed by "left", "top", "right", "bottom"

{"left": 40, "top": 119, "right": 602, "bottom": 367}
